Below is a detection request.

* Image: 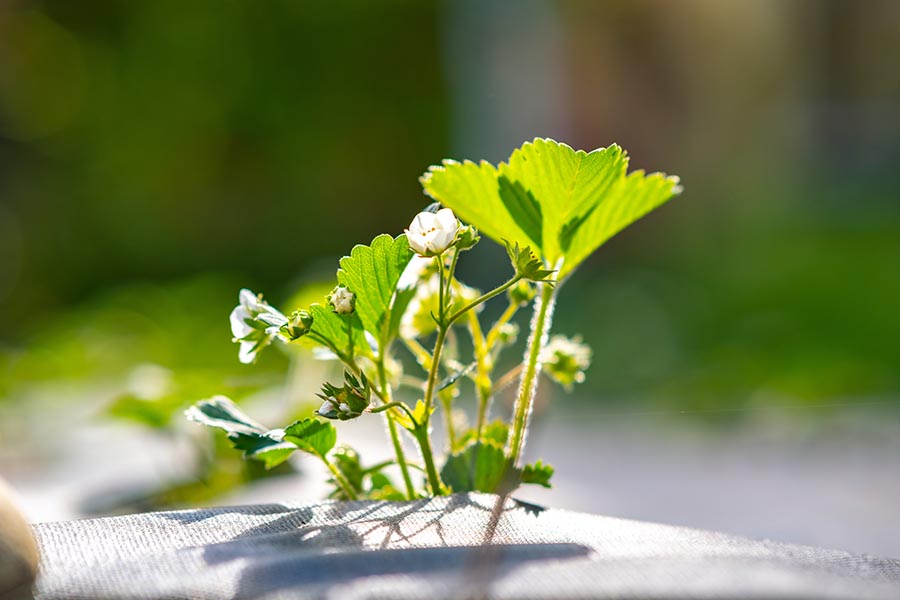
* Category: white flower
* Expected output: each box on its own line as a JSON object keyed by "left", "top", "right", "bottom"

{"left": 404, "top": 208, "right": 460, "bottom": 256}
{"left": 316, "top": 400, "right": 334, "bottom": 417}
{"left": 329, "top": 286, "right": 355, "bottom": 315}
{"left": 229, "top": 288, "right": 289, "bottom": 364}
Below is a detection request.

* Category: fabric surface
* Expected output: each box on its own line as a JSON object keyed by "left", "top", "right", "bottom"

{"left": 32, "top": 493, "right": 900, "bottom": 599}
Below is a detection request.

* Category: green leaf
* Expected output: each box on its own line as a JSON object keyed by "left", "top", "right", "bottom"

{"left": 230, "top": 433, "right": 298, "bottom": 469}
{"left": 185, "top": 396, "right": 296, "bottom": 469}
{"left": 440, "top": 442, "right": 511, "bottom": 493}
{"left": 498, "top": 175, "right": 543, "bottom": 248}
{"left": 421, "top": 160, "right": 535, "bottom": 254}
{"left": 307, "top": 303, "right": 361, "bottom": 356}
{"left": 561, "top": 170, "right": 681, "bottom": 278}
{"left": 521, "top": 459, "right": 554, "bottom": 488}
{"left": 337, "top": 234, "right": 413, "bottom": 343}
{"left": 283, "top": 418, "right": 337, "bottom": 457}
{"left": 185, "top": 395, "right": 268, "bottom": 436}
{"left": 421, "top": 138, "right": 680, "bottom": 280}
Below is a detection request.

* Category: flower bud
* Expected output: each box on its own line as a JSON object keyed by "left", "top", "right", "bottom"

{"left": 404, "top": 207, "right": 460, "bottom": 257}
{"left": 496, "top": 322, "right": 519, "bottom": 345}
{"left": 508, "top": 280, "right": 536, "bottom": 306}
{"left": 315, "top": 370, "right": 372, "bottom": 420}
{"left": 281, "top": 309, "right": 313, "bottom": 341}
{"left": 455, "top": 225, "right": 480, "bottom": 252}
{"left": 329, "top": 286, "right": 355, "bottom": 315}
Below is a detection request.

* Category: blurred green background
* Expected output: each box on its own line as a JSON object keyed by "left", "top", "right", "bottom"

{"left": 1, "top": 0, "right": 899, "bottom": 551}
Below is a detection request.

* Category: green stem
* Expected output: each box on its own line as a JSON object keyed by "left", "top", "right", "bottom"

{"left": 375, "top": 359, "right": 416, "bottom": 499}
{"left": 323, "top": 456, "right": 358, "bottom": 500}
{"left": 507, "top": 283, "right": 558, "bottom": 468}
{"left": 440, "top": 391, "right": 456, "bottom": 451}
{"left": 486, "top": 301, "right": 520, "bottom": 349}
{"left": 446, "top": 276, "right": 522, "bottom": 328}
{"left": 414, "top": 426, "right": 442, "bottom": 495}
{"left": 467, "top": 310, "right": 492, "bottom": 442}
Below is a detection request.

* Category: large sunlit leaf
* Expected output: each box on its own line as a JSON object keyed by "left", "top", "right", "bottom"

{"left": 420, "top": 138, "right": 680, "bottom": 280}
{"left": 420, "top": 160, "right": 537, "bottom": 250}
{"left": 337, "top": 234, "right": 413, "bottom": 343}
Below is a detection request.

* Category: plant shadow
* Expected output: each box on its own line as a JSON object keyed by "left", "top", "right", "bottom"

{"left": 163, "top": 494, "right": 589, "bottom": 598}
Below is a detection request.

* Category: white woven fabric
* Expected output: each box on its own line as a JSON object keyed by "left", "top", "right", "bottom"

{"left": 32, "top": 493, "right": 900, "bottom": 599}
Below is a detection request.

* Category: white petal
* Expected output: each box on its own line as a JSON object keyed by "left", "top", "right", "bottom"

{"left": 409, "top": 211, "right": 437, "bottom": 235}
{"left": 405, "top": 229, "right": 428, "bottom": 255}
{"left": 230, "top": 306, "right": 254, "bottom": 338}
{"left": 435, "top": 208, "right": 458, "bottom": 233}
{"left": 238, "top": 289, "right": 258, "bottom": 311}
{"left": 317, "top": 400, "right": 333, "bottom": 416}
{"left": 431, "top": 229, "right": 455, "bottom": 253}
{"left": 238, "top": 341, "right": 257, "bottom": 364}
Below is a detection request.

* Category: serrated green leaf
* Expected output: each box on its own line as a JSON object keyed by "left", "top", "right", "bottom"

{"left": 420, "top": 138, "right": 680, "bottom": 281}
{"left": 307, "top": 303, "right": 362, "bottom": 355}
{"left": 185, "top": 395, "right": 268, "bottom": 436}
{"left": 283, "top": 418, "right": 337, "bottom": 457}
{"left": 231, "top": 433, "right": 298, "bottom": 469}
{"left": 440, "top": 442, "right": 511, "bottom": 493}
{"left": 185, "top": 396, "right": 296, "bottom": 469}
{"left": 421, "top": 160, "right": 535, "bottom": 253}
{"left": 561, "top": 170, "right": 680, "bottom": 278}
{"left": 337, "top": 234, "right": 413, "bottom": 343}
{"left": 498, "top": 175, "right": 543, "bottom": 248}
{"left": 521, "top": 459, "right": 554, "bottom": 488}
{"left": 500, "top": 139, "right": 628, "bottom": 264}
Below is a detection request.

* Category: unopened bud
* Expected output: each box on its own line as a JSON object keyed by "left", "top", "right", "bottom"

{"left": 329, "top": 286, "right": 356, "bottom": 315}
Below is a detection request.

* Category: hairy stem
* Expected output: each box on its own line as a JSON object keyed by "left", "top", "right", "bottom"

{"left": 376, "top": 359, "right": 416, "bottom": 499}
{"left": 507, "top": 283, "right": 558, "bottom": 468}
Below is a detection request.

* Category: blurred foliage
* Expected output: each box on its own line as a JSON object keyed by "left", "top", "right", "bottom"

{"left": 0, "top": 0, "right": 897, "bottom": 468}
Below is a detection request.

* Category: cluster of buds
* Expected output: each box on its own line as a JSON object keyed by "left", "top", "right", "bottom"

{"left": 540, "top": 335, "right": 592, "bottom": 390}
{"left": 316, "top": 370, "right": 372, "bottom": 421}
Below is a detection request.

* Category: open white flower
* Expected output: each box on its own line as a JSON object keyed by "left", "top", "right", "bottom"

{"left": 229, "top": 288, "right": 289, "bottom": 364}
{"left": 404, "top": 208, "right": 460, "bottom": 256}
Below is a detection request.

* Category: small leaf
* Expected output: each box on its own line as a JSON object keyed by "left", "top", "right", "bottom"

{"left": 185, "top": 397, "right": 296, "bottom": 469}
{"left": 521, "top": 460, "right": 554, "bottom": 488}
{"left": 283, "top": 418, "right": 337, "bottom": 457}
{"left": 505, "top": 241, "right": 556, "bottom": 283}
{"left": 185, "top": 395, "right": 267, "bottom": 437}
{"left": 231, "top": 433, "right": 298, "bottom": 469}
{"left": 440, "top": 442, "right": 511, "bottom": 493}
{"left": 337, "top": 234, "right": 413, "bottom": 343}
